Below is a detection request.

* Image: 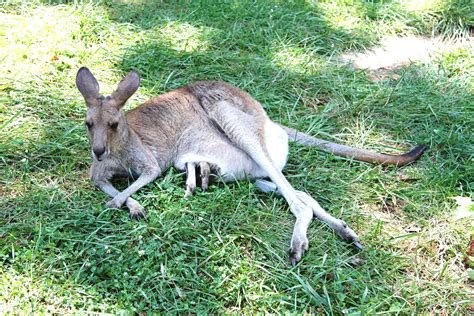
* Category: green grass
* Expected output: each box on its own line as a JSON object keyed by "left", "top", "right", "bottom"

{"left": 1, "top": 0, "right": 472, "bottom": 313}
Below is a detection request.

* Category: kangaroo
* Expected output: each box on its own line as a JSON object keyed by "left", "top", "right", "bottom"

{"left": 76, "top": 67, "right": 427, "bottom": 265}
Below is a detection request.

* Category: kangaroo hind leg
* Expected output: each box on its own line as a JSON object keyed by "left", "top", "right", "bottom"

{"left": 295, "top": 191, "right": 361, "bottom": 248}
{"left": 198, "top": 162, "right": 211, "bottom": 192}
{"left": 256, "top": 180, "right": 362, "bottom": 258}
{"left": 184, "top": 162, "right": 196, "bottom": 198}
{"left": 183, "top": 161, "right": 213, "bottom": 198}
{"left": 207, "top": 102, "right": 313, "bottom": 265}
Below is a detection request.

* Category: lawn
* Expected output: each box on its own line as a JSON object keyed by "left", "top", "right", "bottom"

{"left": 0, "top": 0, "right": 472, "bottom": 314}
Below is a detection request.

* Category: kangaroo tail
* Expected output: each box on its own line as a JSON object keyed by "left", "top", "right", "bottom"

{"left": 278, "top": 124, "right": 427, "bottom": 166}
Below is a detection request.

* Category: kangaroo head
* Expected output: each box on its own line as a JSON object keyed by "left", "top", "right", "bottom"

{"left": 76, "top": 67, "right": 140, "bottom": 161}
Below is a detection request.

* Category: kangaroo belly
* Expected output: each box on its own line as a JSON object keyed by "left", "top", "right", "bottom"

{"left": 174, "top": 147, "right": 257, "bottom": 181}
{"left": 174, "top": 119, "right": 288, "bottom": 181}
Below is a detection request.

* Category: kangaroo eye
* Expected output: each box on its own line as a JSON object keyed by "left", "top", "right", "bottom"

{"left": 85, "top": 121, "right": 93, "bottom": 128}
{"left": 109, "top": 122, "right": 118, "bottom": 129}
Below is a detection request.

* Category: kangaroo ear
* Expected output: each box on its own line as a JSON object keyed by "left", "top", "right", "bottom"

{"left": 111, "top": 70, "right": 140, "bottom": 107}
{"left": 76, "top": 67, "right": 100, "bottom": 106}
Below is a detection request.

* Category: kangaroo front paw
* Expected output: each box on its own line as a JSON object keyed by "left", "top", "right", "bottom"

{"left": 125, "top": 198, "right": 147, "bottom": 220}
{"left": 289, "top": 235, "right": 309, "bottom": 266}
{"left": 129, "top": 206, "right": 147, "bottom": 220}
{"left": 106, "top": 197, "right": 125, "bottom": 209}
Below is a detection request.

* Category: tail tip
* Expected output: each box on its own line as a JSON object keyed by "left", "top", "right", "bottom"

{"left": 399, "top": 144, "right": 428, "bottom": 166}
{"left": 410, "top": 144, "right": 428, "bottom": 157}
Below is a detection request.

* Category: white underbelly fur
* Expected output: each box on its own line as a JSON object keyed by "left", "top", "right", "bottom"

{"left": 174, "top": 119, "right": 288, "bottom": 181}
{"left": 263, "top": 120, "right": 289, "bottom": 172}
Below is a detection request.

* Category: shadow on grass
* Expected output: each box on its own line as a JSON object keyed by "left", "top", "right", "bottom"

{"left": 1, "top": 0, "right": 472, "bottom": 313}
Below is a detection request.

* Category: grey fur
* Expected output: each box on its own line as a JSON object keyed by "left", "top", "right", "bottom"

{"left": 76, "top": 67, "right": 426, "bottom": 264}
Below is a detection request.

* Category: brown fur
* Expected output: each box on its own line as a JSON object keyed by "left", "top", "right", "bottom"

{"left": 76, "top": 67, "right": 426, "bottom": 264}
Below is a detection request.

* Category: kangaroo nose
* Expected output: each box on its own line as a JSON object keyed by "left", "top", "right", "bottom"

{"left": 93, "top": 147, "right": 106, "bottom": 159}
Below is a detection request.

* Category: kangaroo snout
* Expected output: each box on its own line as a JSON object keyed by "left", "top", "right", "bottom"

{"left": 93, "top": 146, "right": 107, "bottom": 161}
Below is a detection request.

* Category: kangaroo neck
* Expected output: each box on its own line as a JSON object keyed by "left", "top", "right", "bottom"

{"left": 110, "top": 124, "right": 150, "bottom": 173}
{"left": 109, "top": 120, "right": 137, "bottom": 160}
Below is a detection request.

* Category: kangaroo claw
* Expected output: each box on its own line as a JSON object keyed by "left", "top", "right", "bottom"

{"left": 353, "top": 241, "right": 364, "bottom": 250}
{"left": 290, "top": 258, "right": 297, "bottom": 267}
{"left": 129, "top": 207, "right": 147, "bottom": 221}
